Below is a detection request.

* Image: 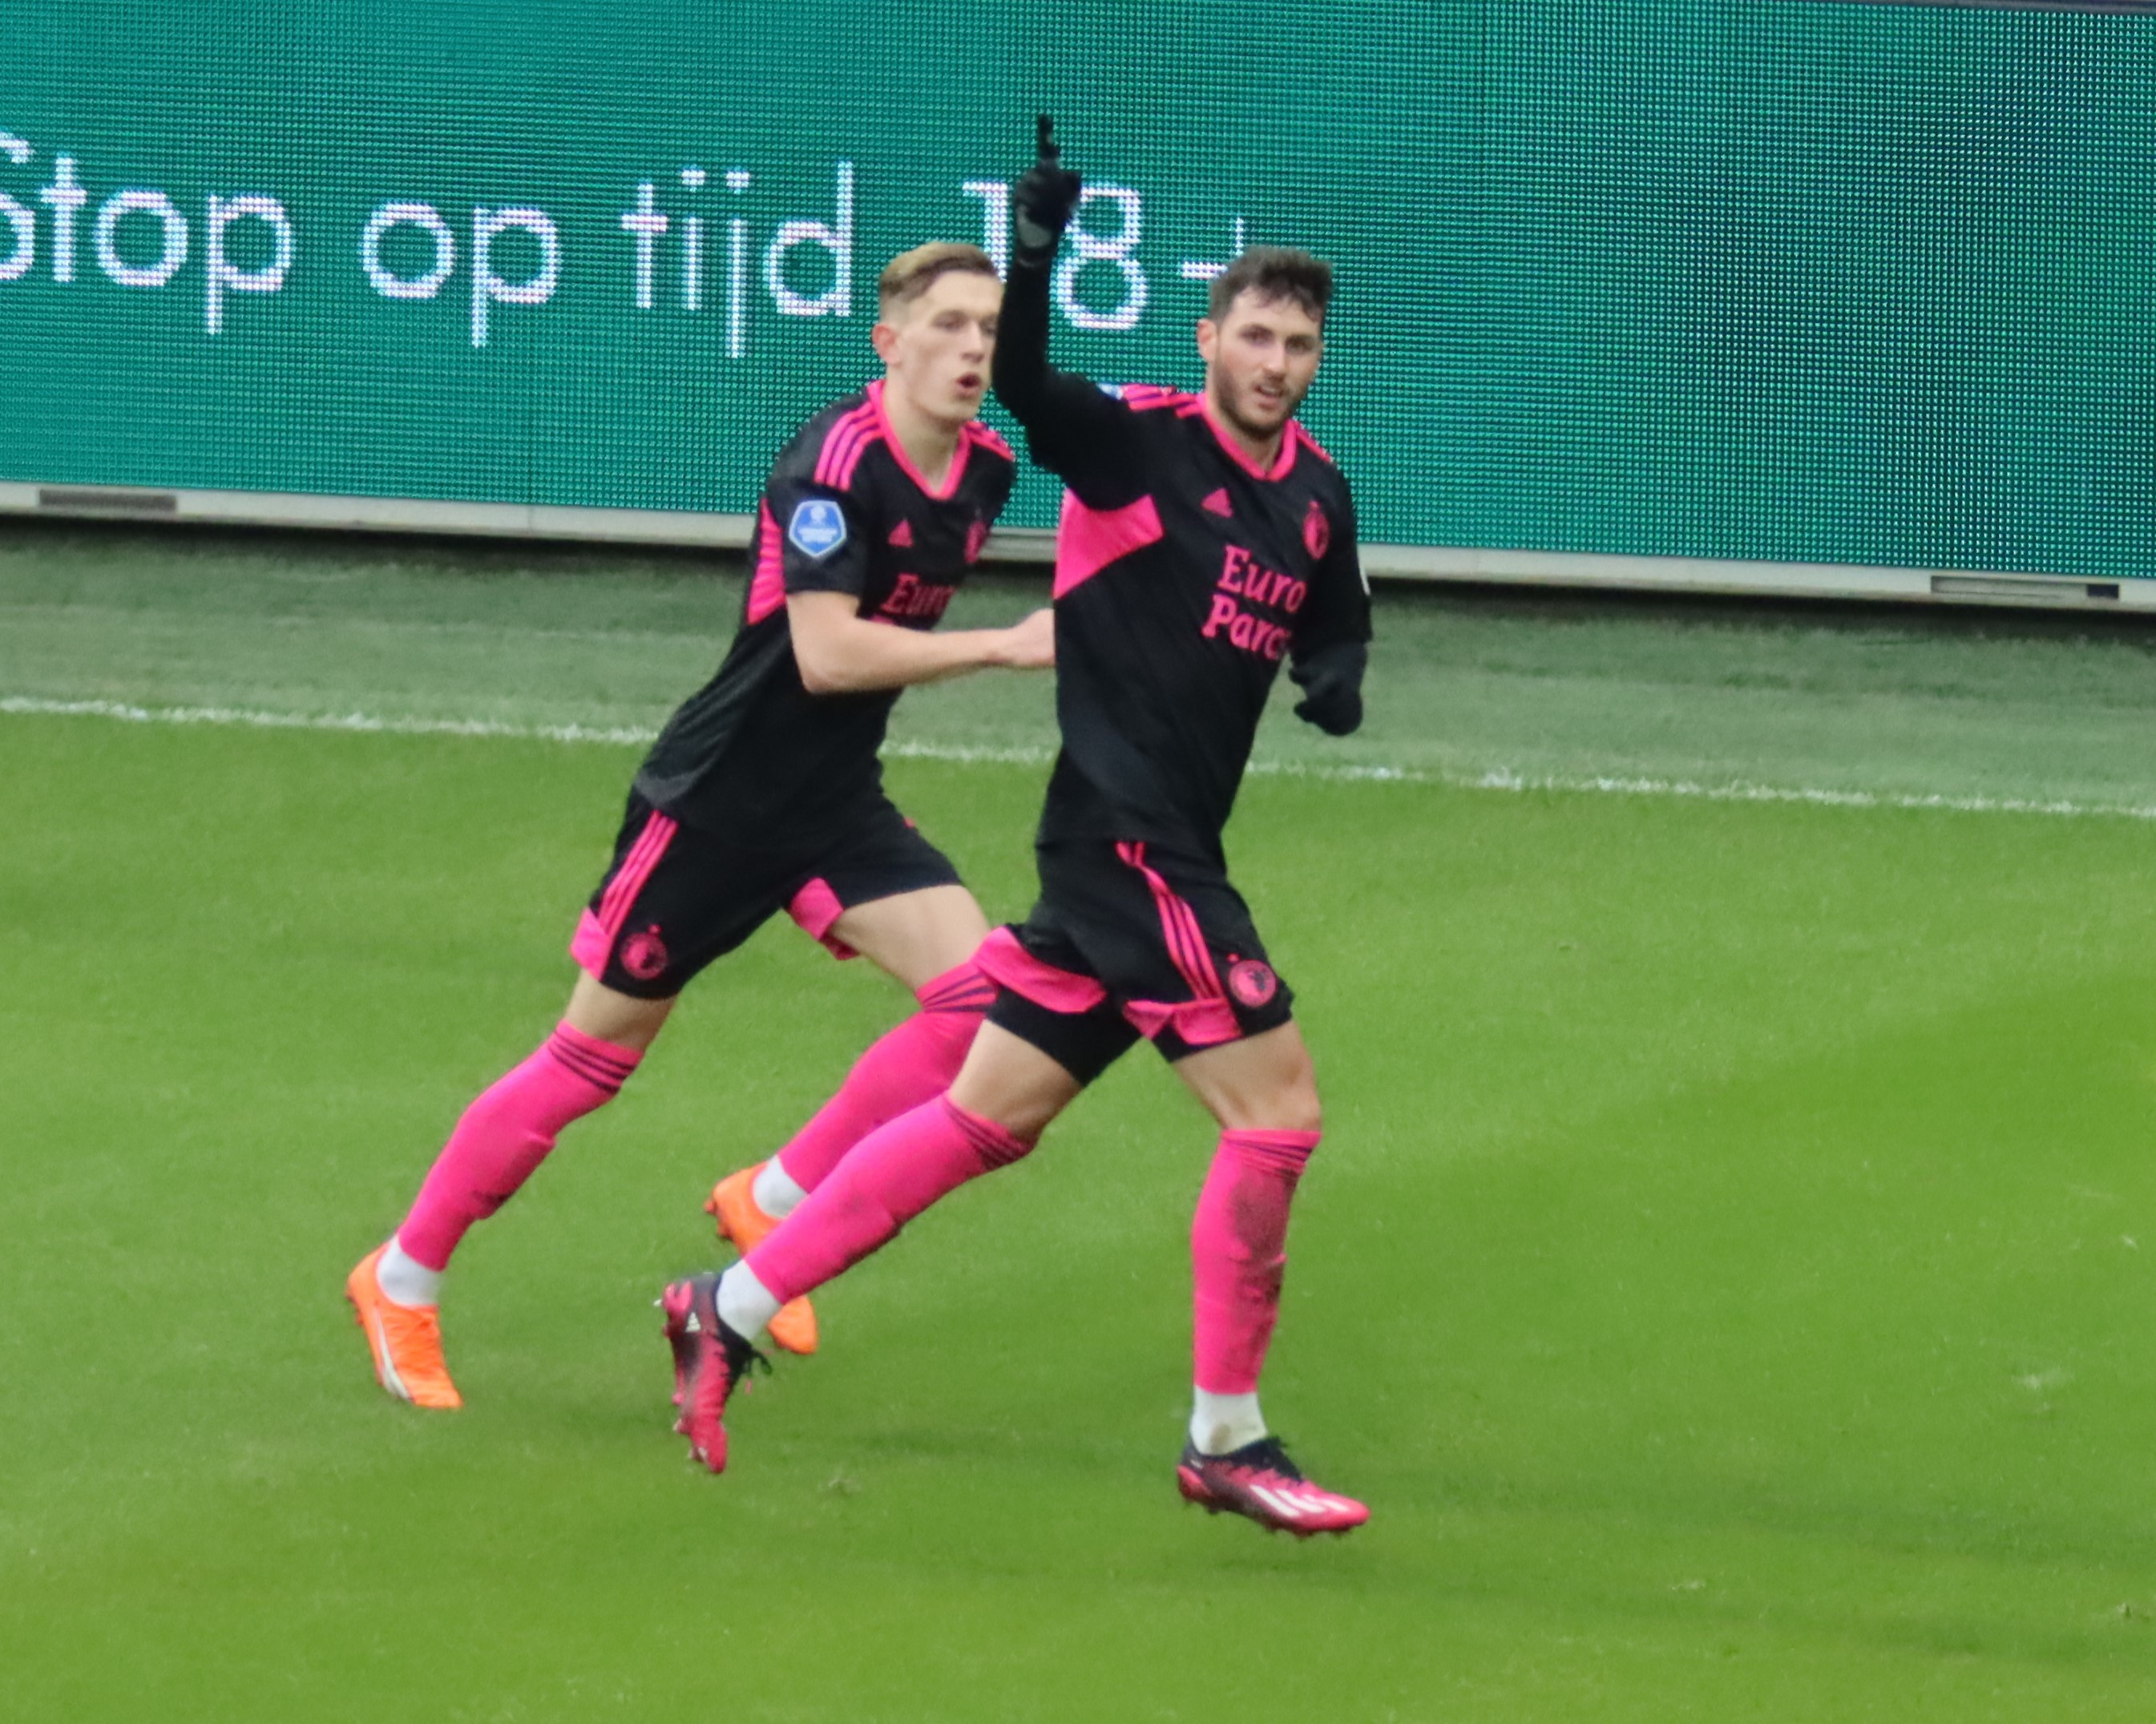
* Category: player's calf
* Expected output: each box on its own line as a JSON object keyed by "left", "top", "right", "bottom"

{"left": 396, "top": 1021, "right": 644, "bottom": 1273}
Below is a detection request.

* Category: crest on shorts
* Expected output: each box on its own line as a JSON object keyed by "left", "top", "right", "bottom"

{"left": 789, "top": 497, "right": 847, "bottom": 559}
{"left": 1302, "top": 499, "right": 1330, "bottom": 561}
{"left": 965, "top": 517, "right": 990, "bottom": 563}
{"left": 621, "top": 927, "right": 669, "bottom": 982}
{"left": 1228, "top": 959, "right": 1278, "bottom": 1008}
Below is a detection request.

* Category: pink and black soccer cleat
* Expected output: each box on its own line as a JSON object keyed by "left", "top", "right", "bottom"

{"left": 659, "top": 1272, "right": 765, "bottom": 1474}
{"left": 1176, "top": 1437, "right": 1369, "bottom": 1536}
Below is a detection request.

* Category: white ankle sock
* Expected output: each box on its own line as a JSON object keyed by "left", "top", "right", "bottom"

{"left": 378, "top": 1237, "right": 442, "bottom": 1308}
{"left": 752, "top": 1157, "right": 808, "bottom": 1220}
{"left": 1190, "top": 1390, "right": 1266, "bottom": 1456}
{"left": 716, "top": 1262, "right": 781, "bottom": 1340}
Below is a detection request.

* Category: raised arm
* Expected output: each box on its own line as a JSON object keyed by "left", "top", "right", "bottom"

{"left": 991, "top": 115, "right": 1141, "bottom": 495}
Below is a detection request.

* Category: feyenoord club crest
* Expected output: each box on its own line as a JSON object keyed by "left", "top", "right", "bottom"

{"left": 1302, "top": 499, "right": 1330, "bottom": 561}
{"left": 965, "top": 517, "right": 990, "bottom": 563}
{"left": 1228, "top": 959, "right": 1279, "bottom": 1008}
{"left": 621, "top": 927, "right": 669, "bottom": 982}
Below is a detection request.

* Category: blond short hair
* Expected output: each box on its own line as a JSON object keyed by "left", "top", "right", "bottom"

{"left": 878, "top": 242, "right": 999, "bottom": 319}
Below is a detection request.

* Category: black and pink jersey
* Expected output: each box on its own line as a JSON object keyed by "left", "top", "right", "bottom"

{"left": 634, "top": 380, "right": 1015, "bottom": 835}
{"left": 992, "top": 268, "right": 1371, "bottom": 861}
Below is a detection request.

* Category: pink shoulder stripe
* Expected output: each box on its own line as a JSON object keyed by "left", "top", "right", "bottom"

{"left": 1121, "top": 382, "right": 1194, "bottom": 413}
{"left": 812, "top": 403, "right": 880, "bottom": 487}
{"left": 810, "top": 426, "right": 856, "bottom": 488}
{"left": 963, "top": 421, "right": 1014, "bottom": 459}
{"left": 830, "top": 426, "right": 885, "bottom": 491}
{"left": 1290, "top": 421, "right": 1336, "bottom": 466}
{"left": 814, "top": 417, "right": 878, "bottom": 489}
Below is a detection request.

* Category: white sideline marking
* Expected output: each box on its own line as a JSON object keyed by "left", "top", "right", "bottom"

{"left": 0, "top": 695, "right": 656, "bottom": 748}
{"left": 6, "top": 694, "right": 2154, "bottom": 823}
{"left": 1461, "top": 766, "right": 2156, "bottom": 822}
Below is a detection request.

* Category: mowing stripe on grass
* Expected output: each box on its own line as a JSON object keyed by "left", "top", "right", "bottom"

{"left": 7, "top": 692, "right": 2154, "bottom": 823}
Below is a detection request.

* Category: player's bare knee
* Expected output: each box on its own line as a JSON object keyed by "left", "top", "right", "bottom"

{"left": 948, "top": 1073, "right": 1068, "bottom": 1144}
{"left": 1271, "top": 1032, "right": 1322, "bottom": 1130}
{"left": 563, "top": 972, "right": 673, "bottom": 1052}
{"left": 1261, "top": 1063, "right": 1322, "bottom": 1136}
{"left": 1290, "top": 1092, "right": 1324, "bottom": 1138}
{"left": 949, "top": 1019, "right": 1080, "bottom": 1141}
{"left": 1179, "top": 1024, "right": 1321, "bottom": 1133}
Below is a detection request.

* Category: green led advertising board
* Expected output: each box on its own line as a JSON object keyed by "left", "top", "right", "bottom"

{"left": 1, "top": 2, "right": 2150, "bottom": 579}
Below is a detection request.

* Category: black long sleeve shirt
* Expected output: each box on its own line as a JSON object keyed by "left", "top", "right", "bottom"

{"left": 992, "top": 256, "right": 1371, "bottom": 862}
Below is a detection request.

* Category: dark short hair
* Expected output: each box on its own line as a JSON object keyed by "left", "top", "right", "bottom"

{"left": 1207, "top": 246, "right": 1334, "bottom": 325}
{"left": 878, "top": 242, "right": 999, "bottom": 317}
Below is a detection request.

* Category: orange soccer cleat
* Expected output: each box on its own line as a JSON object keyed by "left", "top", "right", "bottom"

{"left": 705, "top": 1164, "right": 819, "bottom": 1356}
{"left": 345, "top": 1246, "right": 463, "bottom": 1410}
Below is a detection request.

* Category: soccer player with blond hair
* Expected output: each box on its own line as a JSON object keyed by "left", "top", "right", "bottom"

{"left": 349, "top": 243, "right": 1052, "bottom": 1408}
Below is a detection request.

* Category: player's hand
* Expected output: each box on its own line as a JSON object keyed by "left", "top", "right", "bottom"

{"left": 1000, "top": 606, "right": 1057, "bottom": 670}
{"left": 1011, "top": 114, "right": 1082, "bottom": 266}
{"left": 1290, "top": 640, "right": 1366, "bottom": 736}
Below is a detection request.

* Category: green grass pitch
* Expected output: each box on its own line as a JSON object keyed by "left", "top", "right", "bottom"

{"left": 5, "top": 526, "right": 2156, "bottom": 1718}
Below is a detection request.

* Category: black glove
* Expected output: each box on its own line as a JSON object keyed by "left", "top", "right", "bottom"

{"left": 1011, "top": 113, "right": 1081, "bottom": 268}
{"left": 1290, "top": 640, "right": 1367, "bottom": 737}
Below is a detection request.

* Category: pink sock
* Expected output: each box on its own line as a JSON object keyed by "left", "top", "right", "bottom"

{"left": 770, "top": 957, "right": 994, "bottom": 1193}
{"left": 1192, "top": 1128, "right": 1320, "bottom": 1394}
{"left": 747, "top": 1096, "right": 1031, "bottom": 1302}
{"left": 396, "top": 1023, "right": 642, "bottom": 1271}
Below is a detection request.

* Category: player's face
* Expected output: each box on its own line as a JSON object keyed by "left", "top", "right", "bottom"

{"left": 874, "top": 271, "right": 1002, "bottom": 428}
{"left": 1197, "top": 291, "right": 1325, "bottom": 443}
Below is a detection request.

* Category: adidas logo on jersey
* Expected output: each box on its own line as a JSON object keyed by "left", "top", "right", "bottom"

{"left": 1201, "top": 489, "right": 1233, "bottom": 518}
{"left": 888, "top": 519, "right": 914, "bottom": 547}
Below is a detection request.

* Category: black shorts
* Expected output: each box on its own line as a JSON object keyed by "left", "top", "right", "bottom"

{"left": 571, "top": 789, "right": 964, "bottom": 999}
{"left": 975, "top": 838, "right": 1295, "bottom": 1083}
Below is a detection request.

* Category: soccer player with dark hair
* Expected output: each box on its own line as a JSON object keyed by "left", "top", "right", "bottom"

{"left": 348, "top": 243, "right": 1053, "bottom": 1409}
{"left": 660, "top": 123, "right": 1374, "bottom": 1536}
